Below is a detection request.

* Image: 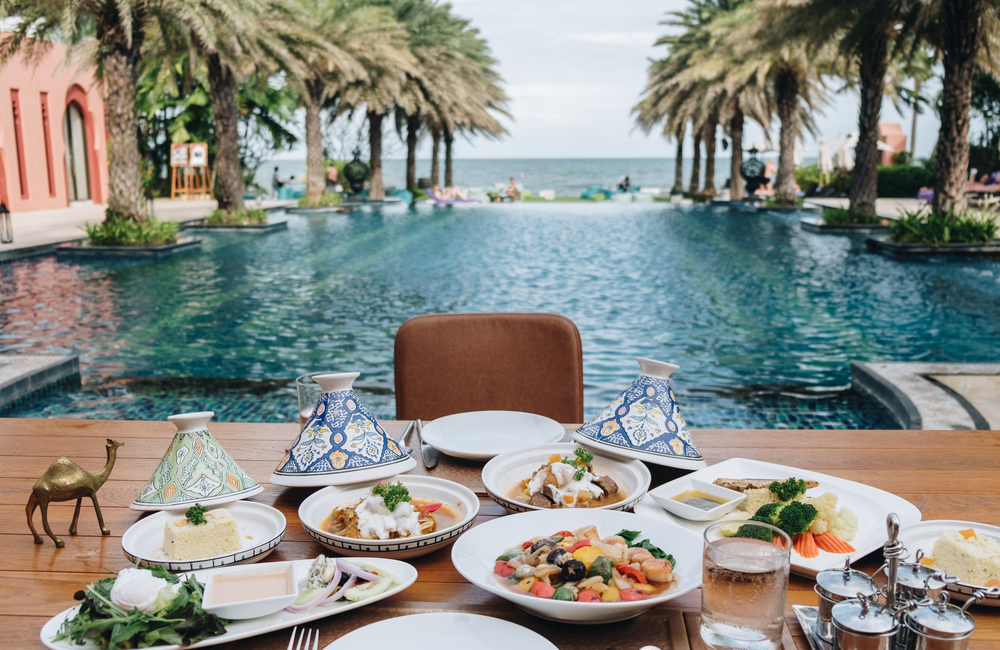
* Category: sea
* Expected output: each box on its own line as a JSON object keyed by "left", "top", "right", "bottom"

{"left": 257, "top": 157, "right": 801, "bottom": 198}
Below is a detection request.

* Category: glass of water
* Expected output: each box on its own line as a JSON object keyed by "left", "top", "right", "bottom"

{"left": 701, "top": 520, "right": 792, "bottom": 650}
{"left": 295, "top": 372, "right": 333, "bottom": 427}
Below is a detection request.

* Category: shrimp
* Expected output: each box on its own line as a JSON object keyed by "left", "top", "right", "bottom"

{"left": 595, "top": 541, "right": 627, "bottom": 563}
{"left": 627, "top": 547, "right": 654, "bottom": 563}
{"left": 574, "top": 525, "right": 600, "bottom": 541}
{"left": 640, "top": 558, "right": 674, "bottom": 583}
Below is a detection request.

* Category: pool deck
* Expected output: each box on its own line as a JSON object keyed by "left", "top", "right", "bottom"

{"left": 0, "top": 198, "right": 294, "bottom": 262}
{"left": 806, "top": 197, "right": 924, "bottom": 220}
{"left": 0, "top": 355, "right": 79, "bottom": 411}
{"left": 852, "top": 361, "right": 1000, "bottom": 430}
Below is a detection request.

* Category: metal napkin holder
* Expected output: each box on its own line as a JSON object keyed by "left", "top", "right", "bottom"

{"left": 792, "top": 513, "right": 999, "bottom": 650}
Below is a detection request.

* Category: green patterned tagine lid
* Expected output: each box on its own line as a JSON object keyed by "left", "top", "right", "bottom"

{"left": 572, "top": 357, "right": 707, "bottom": 470}
{"left": 271, "top": 372, "right": 416, "bottom": 487}
{"left": 131, "top": 411, "right": 263, "bottom": 511}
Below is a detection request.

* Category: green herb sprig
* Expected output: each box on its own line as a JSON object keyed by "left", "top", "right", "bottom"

{"left": 185, "top": 504, "right": 208, "bottom": 525}
{"left": 560, "top": 448, "right": 595, "bottom": 480}
{"left": 372, "top": 481, "right": 411, "bottom": 511}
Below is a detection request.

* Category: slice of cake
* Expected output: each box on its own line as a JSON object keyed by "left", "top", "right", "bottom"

{"left": 163, "top": 506, "right": 241, "bottom": 560}
{"left": 930, "top": 529, "right": 1000, "bottom": 586}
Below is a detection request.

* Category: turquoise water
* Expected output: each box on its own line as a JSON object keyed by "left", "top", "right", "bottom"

{"left": 4, "top": 201, "right": 999, "bottom": 427}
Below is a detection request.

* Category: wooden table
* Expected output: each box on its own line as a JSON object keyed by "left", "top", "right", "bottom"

{"left": 4, "top": 419, "right": 999, "bottom": 649}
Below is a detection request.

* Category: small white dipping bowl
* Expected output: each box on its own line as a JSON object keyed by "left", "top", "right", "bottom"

{"left": 648, "top": 477, "right": 745, "bottom": 522}
{"left": 299, "top": 475, "right": 479, "bottom": 559}
{"left": 201, "top": 563, "right": 298, "bottom": 620}
{"left": 451, "top": 508, "right": 702, "bottom": 624}
{"left": 481, "top": 443, "right": 650, "bottom": 513}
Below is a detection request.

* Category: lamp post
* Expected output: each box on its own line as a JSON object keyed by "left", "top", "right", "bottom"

{"left": 0, "top": 202, "right": 12, "bottom": 244}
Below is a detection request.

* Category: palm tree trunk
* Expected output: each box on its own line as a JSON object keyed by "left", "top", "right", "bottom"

{"left": 850, "top": 30, "right": 890, "bottom": 217}
{"left": 304, "top": 76, "right": 326, "bottom": 202}
{"left": 444, "top": 129, "right": 454, "bottom": 187}
{"left": 206, "top": 53, "right": 244, "bottom": 213}
{"left": 430, "top": 129, "right": 441, "bottom": 186}
{"left": 368, "top": 111, "right": 385, "bottom": 201}
{"left": 406, "top": 114, "right": 419, "bottom": 193}
{"left": 702, "top": 117, "right": 718, "bottom": 197}
{"left": 933, "top": 0, "right": 984, "bottom": 215}
{"left": 775, "top": 65, "right": 800, "bottom": 205}
{"left": 688, "top": 121, "right": 701, "bottom": 196}
{"left": 672, "top": 122, "right": 685, "bottom": 194}
{"left": 103, "top": 50, "right": 146, "bottom": 220}
{"left": 729, "top": 102, "right": 744, "bottom": 200}
{"left": 910, "top": 78, "right": 921, "bottom": 160}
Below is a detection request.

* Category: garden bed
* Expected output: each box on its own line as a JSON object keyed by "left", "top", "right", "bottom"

{"left": 56, "top": 237, "right": 202, "bottom": 259}
{"left": 800, "top": 216, "right": 887, "bottom": 234}
{"left": 184, "top": 218, "right": 288, "bottom": 233}
{"left": 865, "top": 235, "right": 1000, "bottom": 259}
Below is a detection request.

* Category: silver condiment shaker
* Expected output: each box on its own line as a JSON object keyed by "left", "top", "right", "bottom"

{"left": 832, "top": 594, "right": 910, "bottom": 650}
{"left": 815, "top": 557, "right": 880, "bottom": 643}
{"left": 900, "top": 590, "right": 995, "bottom": 650}
{"left": 891, "top": 552, "right": 949, "bottom": 603}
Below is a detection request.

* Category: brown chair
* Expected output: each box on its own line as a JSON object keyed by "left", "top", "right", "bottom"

{"left": 394, "top": 313, "right": 584, "bottom": 423}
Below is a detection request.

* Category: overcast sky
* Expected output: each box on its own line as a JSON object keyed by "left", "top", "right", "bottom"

{"left": 282, "top": 0, "right": 945, "bottom": 161}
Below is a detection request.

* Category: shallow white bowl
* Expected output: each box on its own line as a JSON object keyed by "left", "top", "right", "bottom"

{"left": 299, "top": 475, "right": 480, "bottom": 559}
{"left": 420, "top": 410, "right": 565, "bottom": 460}
{"left": 202, "top": 563, "right": 299, "bottom": 620}
{"left": 451, "top": 508, "right": 702, "bottom": 624}
{"left": 322, "top": 613, "right": 558, "bottom": 650}
{"left": 481, "top": 443, "right": 650, "bottom": 513}
{"left": 649, "top": 477, "right": 745, "bottom": 522}
{"left": 899, "top": 520, "right": 1000, "bottom": 608}
{"left": 122, "top": 501, "right": 286, "bottom": 571}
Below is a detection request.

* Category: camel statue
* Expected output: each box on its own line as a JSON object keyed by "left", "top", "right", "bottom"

{"left": 26, "top": 439, "right": 124, "bottom": 547}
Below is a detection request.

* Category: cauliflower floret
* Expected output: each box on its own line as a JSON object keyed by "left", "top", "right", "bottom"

{"left": 806, "top": 492, "right": 859, "bottom": 541}
{"left": 737, "top": 487, "right": 781, "bottom": 514}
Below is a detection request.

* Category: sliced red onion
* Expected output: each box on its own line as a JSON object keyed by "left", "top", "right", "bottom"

{"left": 336, "top": 559, "right": 381, "bottom": 582}
{"left": 284, "top": 563, "right": 342, "bottom": 613}
{"left": 322, "top": 573, "right": 358, "bottom": 603}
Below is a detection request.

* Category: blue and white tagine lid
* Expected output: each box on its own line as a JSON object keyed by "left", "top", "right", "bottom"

{"left": 572, "top": 358, "right": 706, "bottom": 470}
{"left": 271, "top": 372, "right": 416, "bottom": 487}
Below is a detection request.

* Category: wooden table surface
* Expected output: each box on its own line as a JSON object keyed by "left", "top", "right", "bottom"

{"left": 4, "top": 419, "right": 999, "bottom": 649}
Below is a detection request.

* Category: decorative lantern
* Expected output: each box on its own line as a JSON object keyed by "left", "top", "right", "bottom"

{"left": 740, "top": 147, "right": 766, "bottom": 196}
{"left": 0, "top": 202, "right": 13, "bottom": 244}
{"left": 342, "top": 147, "right": 370, "bottom": 196}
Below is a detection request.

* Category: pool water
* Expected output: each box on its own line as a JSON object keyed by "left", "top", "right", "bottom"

{"left": 4, "top": 202, "right": 1000, "bottom": 428}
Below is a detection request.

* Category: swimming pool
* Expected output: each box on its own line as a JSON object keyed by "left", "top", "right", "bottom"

{"left": 4, "top": 202, "right": 999, "bottom": 427}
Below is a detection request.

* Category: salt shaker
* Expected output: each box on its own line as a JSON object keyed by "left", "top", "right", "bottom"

{"left": 815, "top": 558, "right": 880, "bottom": 643}
{"left": 899, "top": 590, "right": 994, "bottom": 650}
{"left": 832, "top": 594, "right": 903, "bottom": 650}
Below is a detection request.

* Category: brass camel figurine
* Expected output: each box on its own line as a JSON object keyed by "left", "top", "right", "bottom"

{"left": 26, "top": 439, "right": 124, "bottom": 547}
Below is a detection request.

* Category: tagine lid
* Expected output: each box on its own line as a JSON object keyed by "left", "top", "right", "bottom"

{"left": 131, "top": 411, "right": 263, "bottom": 511}
{"left": 271, "top": 372, "right": 416, "bottom": 487}
{"left": 572, "top": 357, "right": 707, "bottom": 470}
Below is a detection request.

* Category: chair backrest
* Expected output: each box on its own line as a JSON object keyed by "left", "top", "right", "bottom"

{"left": 394, "top": 313, "right": 584, "bottom": 423}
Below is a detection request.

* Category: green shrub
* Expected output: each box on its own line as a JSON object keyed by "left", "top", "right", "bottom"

{"left": 84, "top": 213, "right": 178, "bottom": 246}
{"left": 761, "top": 196, "right": 804, "bottom": 207}
{"left": 876, "top": 165, "right": 934, "bottom": 198}
{"left": 821, "top": 207, "right": 882, "bottom": 225}
{"left": 889, "top": 207, "right": 999, "bottom": 244}
{"left": 206, "top": 208, "right": 268, "bottom": 225}
{"left": 297, "top": 192, "right": 342, "bottom": 208}
{"left": 891, "top": 151, "right": 913, "bottom": 166}
{"left": 795, "top": 164, "right": 820, "bottom": 187}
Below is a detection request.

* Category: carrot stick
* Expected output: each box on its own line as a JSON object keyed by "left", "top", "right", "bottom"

{"left": 814, "top": 532, "right": 855, "bottom": 554}
{"left": 794, "top": 531, "right": 819, "bottom": 558}
{"left": 772, "top": 535, "right": 790, "bottom": 550}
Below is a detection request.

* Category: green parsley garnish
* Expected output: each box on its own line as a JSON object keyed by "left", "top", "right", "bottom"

{"left": 372, "top": 481, "right": 411, "bottom": 511}
{"left": 573, "top": 448, "right": 594, "bottom": 464}
{"left": 185, "top": 504, "right": 208, "bottom": 525}
{"left": 559, "top": 447, "right": 594, "bottom": 480}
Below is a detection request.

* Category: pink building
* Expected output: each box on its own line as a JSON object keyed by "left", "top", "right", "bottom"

{"left": 878, "top": 123, "right": 907, "bottom": 166}
{"left": 0, "top": 37, "right": 108, "bottom": 212}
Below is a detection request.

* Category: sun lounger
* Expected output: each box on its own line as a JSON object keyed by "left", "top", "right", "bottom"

{"left": 427, "top": 188, "right": 479, "bottom": 204}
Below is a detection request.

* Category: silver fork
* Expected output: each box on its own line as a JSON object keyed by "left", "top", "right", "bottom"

{"left": 286, "top": 626, "right": 320, "bottom": 650}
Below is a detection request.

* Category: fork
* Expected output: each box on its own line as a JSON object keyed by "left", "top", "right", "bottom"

{"left": 286, "top": 626, "right": 320, "bottom": 650}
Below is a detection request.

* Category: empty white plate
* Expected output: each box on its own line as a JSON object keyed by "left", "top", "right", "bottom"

{"left": 323, "top": 613, "right": 558, "bottom": 650}
{"left": 419, "top": 410, "right": 565, "bottom": 460}
{"left": 121, "top": 501, "right": 286, "bottom": 571}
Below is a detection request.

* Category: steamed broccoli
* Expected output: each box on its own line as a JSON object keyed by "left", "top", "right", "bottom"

{"left": 769, "top": 478, "right": 808, "bottom": 502}
{"left": 750, "top": 502, "right": 784, "bottom": 524}
{"left": 734, "top": 523, "right": 775, "bottom": 542}
{"left": 775, "top": 501, "right": 818, "bottom": 536}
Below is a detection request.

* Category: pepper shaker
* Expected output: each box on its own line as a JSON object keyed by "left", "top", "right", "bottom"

{"left": 815, "top": 557, "right": 880, "bottom": 643}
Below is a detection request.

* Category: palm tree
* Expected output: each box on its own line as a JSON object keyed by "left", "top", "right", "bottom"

{"left": 891, "top": 47, "right": 939, "bottom": 161}
{"left": 0, "top": 0, "right": 238, "bottom": 220}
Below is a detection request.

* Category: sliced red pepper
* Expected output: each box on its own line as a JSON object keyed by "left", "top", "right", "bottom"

{"left": 577, "top": 589, "right": 601, "bottom": 602}
{"left": 616, "top": 564, "right": 648, "bottom": 584}
{"left": 493, "top": 560, "right": 515, "bottom": 577}
{"left": 567, "top": 539, "right": 592, "bottom": 553}
{"left": 555, "top": 530, "right": 574, "bottom": 537}
{"left": 418, "top": 502, "right": 442, "bottom": 513}
{"left": 620, "top": 588, "right": 648, "bottom": 601}
{"left": 530, "top": 581, "right": 556, "bottom": 599}
{"left": 522, "top": 541, "right": 533, "bottom": 550}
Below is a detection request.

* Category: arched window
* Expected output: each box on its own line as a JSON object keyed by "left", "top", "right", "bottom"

{"left": 63, "top": 101, "right": 91, "bottom": 202}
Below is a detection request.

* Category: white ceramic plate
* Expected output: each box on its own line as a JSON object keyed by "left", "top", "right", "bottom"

{"left": 634, "top": 457, "right": 922, "bottom": 577}
{"left": 131, "top": 484, "right": 265, "bottom": 512}
{"left": 569, "top": 431, "right": 708, "bottom": 470}
{"left": 481, "top": 443, "right": 650, "bottom": 513}
{"left": 420, "top": 410, "right": 565, "bottom": 460}
{"left": 322, "top": 613, "right": 558, "bottom": 650}
{"left": 40, "top": 558, "right": 417, "bottom": 650}
{"left": 899, "top": 520, "right": 1000, "bottom": 608}
{"left": 122, "top": 501, "right": 286, "bottom": 571}
{"left": 299, "top": 475, "right": 480, "bottom": 559}
{"left": 451, "top": 508, "right": 702, "bottom": 624}
{"left": 270, "top": 454, "right": 417, "bottom": 488}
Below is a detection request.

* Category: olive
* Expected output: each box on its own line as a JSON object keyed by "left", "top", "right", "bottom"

{"left": 530, "top": 536, "right": 561, "bottom": 553}
{"left": 561, "top": 558, "right": 587, "bottom": 582}
{"left": 546, "top": 548, "right": 569, "bottom": 566}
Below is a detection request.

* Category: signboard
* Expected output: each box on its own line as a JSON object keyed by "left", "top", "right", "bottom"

{"left": 170, "top": 144, "right": 189, "bottom": 167}
{"left": 190, "top": 142, "right": 208, "bottom": 168}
